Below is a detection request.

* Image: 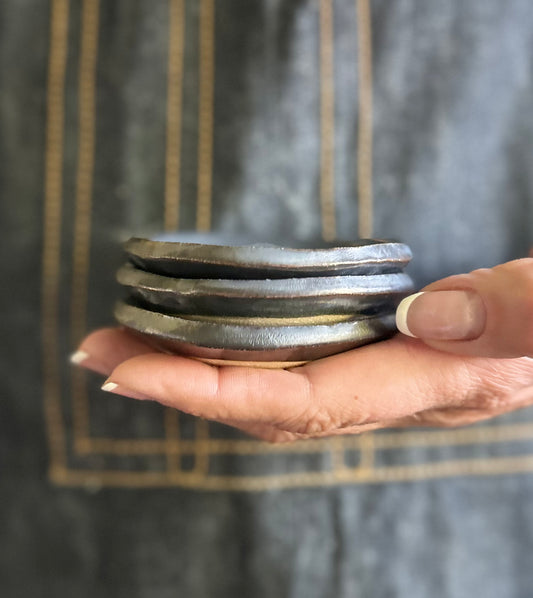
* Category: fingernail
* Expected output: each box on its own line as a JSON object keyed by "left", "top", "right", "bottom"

{"left": 396, "top": 290, "right": 486, "bottom": 340}
{"left": 70, "top": 350, "right": 90, "bottom": 365}
{"left": 69, "top": 350, "right": 113, "bottom": 376}
{"left": 101, "top": 381, "right": 153, "bottom": 401}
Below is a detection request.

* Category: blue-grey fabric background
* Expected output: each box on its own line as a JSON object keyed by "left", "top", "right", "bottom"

{"left": 3, "top": 0, "right": 533, "bottom": 596}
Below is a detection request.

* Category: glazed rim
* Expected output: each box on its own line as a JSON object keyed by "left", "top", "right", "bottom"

{"left": 123, "top": 237, "right": 412, "bottom": 271}
{"left": 114, "top": 301, "right": 397, "bottom": 351}
{"left": 116, "top": 263, "right": 414, "bottom": 298}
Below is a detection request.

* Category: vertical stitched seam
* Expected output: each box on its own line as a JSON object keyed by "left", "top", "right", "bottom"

{"left": 70, "top": 0, "right": 100, "bottom": 452}
{"left": 43, "top": 0, "right": 70, "bottom": 475}
{"left": 319, "top": 0, "right": 336, "bottom": 241}
{"left": 356, "top": 0, "right": 373, "bottom": 238}
{"left": 164, "top": 0, "right": 185, "bottom": 230}
{"left": 196, "top": 0, "right": 215, "bottom": 231}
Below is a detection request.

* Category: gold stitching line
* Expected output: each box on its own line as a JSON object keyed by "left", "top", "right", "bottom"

{"left": 319, "top": 0, "right": 336, "bottom": 242}
{"left": 196, "top": 0, "right": 215, "bottom": 231}
{"left": 50, "top": 454, "right": 533, "bottom": 490}
{"left": 75, "top": 421, "right": 533, "bottom": 456}
{"left": 357, "top": 431, "right": 375, "bottom": 470}
{"left": 78, "top": 437, "right": 343, "bottom": 456}
{"left": 372, "top": 423, "right": 533, "bottom": 449}
{"left": 70, "top": 0, "right": 100, "bottom": 453}
{"left": 163, "top": 0, "right": 186, "bottom": 474}
{"left": 356, "top": 0, "right": 373, "bottom": 238}
{"left": 164, "top": 0, "right": 185, "bottom": 230}
{"left": 43, "top": 0, "right": 70, "bottom": 475}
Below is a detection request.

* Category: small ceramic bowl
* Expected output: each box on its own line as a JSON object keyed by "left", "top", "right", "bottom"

{"left": 114, "top": 300, "right": 398, "bottom": 363}
{"left": 117, "top": 263, "right": 414, "bottom": 317}
{"left": 124, "top": 235, "right": 412, "bottom": 279}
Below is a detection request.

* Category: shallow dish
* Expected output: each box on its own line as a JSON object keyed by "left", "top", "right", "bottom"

{"left": 117, "top": 263, "right": 414, "bottom": 317}
{"left": 124, "top": 235, "right": 412, "bottom": 279}
{"left": 114, "top": 301, "right": 397, "bottom": 362}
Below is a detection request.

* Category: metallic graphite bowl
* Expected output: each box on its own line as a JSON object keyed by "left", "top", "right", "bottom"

{"left": 124, "top": 235, "right": 412, "bottom": 279}
{"left": 117, "top": 263, "right": 414, "bottom": 317}
{"left": 114, "top": 301, "right": 398, "bottom": 362}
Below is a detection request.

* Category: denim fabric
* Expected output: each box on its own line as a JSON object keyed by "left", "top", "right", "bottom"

{"left": 3, "top": 1, "right": 533, "bottom": 596}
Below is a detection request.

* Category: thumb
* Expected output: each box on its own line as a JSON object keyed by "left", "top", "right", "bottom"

{"left": 395, "top": 258, "right": 533, "bottom": 358}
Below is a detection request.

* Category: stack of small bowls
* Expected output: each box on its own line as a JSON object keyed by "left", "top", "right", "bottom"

{"left": 114, "top": 234, "right": 414, "bottom": 367}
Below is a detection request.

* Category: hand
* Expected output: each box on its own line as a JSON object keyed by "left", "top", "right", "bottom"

{"left": 72, "top": 258, "right": 533, "bottom": 442}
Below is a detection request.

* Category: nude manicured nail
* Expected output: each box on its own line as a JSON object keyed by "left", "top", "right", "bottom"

{"left": 70, "top": 350, "right": 90, "bottom": 365}
{"left": 69, "top": 350, "right": 113, "bottom": 376}
{"left": 396, "top": 290, "right": 486, "bottom": 340}
{"left": 101, "top": 381, "right": 153, "bottom": 401}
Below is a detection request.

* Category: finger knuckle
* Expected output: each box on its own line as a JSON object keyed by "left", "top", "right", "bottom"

{"left": 289, "top": 406, "right": 377, "bottom": 436}
{"left": 292, "top": 411, "right": 336, "bottom": 436}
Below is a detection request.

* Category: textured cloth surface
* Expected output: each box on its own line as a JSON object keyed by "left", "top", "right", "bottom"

{"left": 2, "top": 0, "right": 533, "bottom": 596}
